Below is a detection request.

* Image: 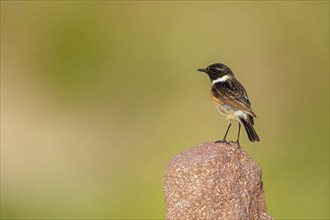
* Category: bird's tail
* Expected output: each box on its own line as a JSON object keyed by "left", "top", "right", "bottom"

{"left": 240, "top": 119, "right": 260, "bottom": 142}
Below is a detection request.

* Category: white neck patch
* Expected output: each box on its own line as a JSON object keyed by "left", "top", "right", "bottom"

{"left": 212, "top": 75, "right": 230, "bottom": 85}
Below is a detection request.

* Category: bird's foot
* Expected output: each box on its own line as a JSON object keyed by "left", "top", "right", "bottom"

{"left": 234, "top": 140, "right": 241, "bottom": 147}
{"left": 215, "top": 140, "right": 230, "bottom": 144}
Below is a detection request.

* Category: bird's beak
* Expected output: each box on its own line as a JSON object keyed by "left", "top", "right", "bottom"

{"left": 197, "top": 68, "right": 206, "bottom": 73}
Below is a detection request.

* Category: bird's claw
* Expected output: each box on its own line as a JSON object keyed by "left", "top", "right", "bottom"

{"left": 215, "top": 140, "right": 230, "bottom": 144}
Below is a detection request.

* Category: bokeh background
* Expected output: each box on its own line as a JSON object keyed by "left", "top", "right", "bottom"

{"left": 1, "top": 1, "right": 329, "bottom": 219}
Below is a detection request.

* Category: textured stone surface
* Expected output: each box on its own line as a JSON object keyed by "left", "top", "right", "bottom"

{"left": 164, "top": 142, "right": 271, "bottom": 220}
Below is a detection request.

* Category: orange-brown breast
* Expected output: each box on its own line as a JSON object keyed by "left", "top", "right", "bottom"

{"left": 210, "top": 90, "right": 238, "bottom": 122}
{"left": 210, "top": 91, "right": 221, "bottom": 106}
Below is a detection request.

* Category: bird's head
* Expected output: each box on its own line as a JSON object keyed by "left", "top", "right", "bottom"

{"left": 197, "top": 63, "right": 234, "bottom": 81}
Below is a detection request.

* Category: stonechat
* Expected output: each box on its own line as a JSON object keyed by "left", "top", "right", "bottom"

{"left": 198, "top": 63, "right": 260, "bottom": 143}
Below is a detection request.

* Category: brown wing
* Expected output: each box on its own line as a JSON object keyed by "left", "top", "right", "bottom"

{"left": 211, "top": 78, "right": 257, "bottom": 118}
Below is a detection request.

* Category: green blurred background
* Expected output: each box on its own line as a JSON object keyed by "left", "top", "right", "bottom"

{"left": 1, "top": 1, "right": 329, "bottom": 219}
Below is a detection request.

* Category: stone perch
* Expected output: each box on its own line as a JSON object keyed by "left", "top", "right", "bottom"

{"left": 164, "top": 142, "right": 271, "bottom": 220}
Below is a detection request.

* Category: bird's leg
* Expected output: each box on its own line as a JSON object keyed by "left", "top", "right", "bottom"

{"left": 215, "top": 123, "right": 232, "bottom": 144}
{"left": 235, "top": 123, "right": 241, "bottom": 145}
{"left": 223, "top": 123, "right": 232, "bottom": 141}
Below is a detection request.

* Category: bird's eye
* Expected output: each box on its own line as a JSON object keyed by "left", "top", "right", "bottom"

{"left": 211, "top": 67, "right": 217, "bottom": 73}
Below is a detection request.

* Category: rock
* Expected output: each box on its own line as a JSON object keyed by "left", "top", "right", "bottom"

{"left": 164, "top": 142, "right": 271, "bottom": 220}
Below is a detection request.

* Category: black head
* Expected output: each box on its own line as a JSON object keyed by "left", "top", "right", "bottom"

{"left": 197, "top": 63, "right": 233, "bottom": 80}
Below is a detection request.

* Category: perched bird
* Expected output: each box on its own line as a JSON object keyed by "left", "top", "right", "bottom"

{"left": 198, "top": 63, "right": 260, "bottom": 143}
